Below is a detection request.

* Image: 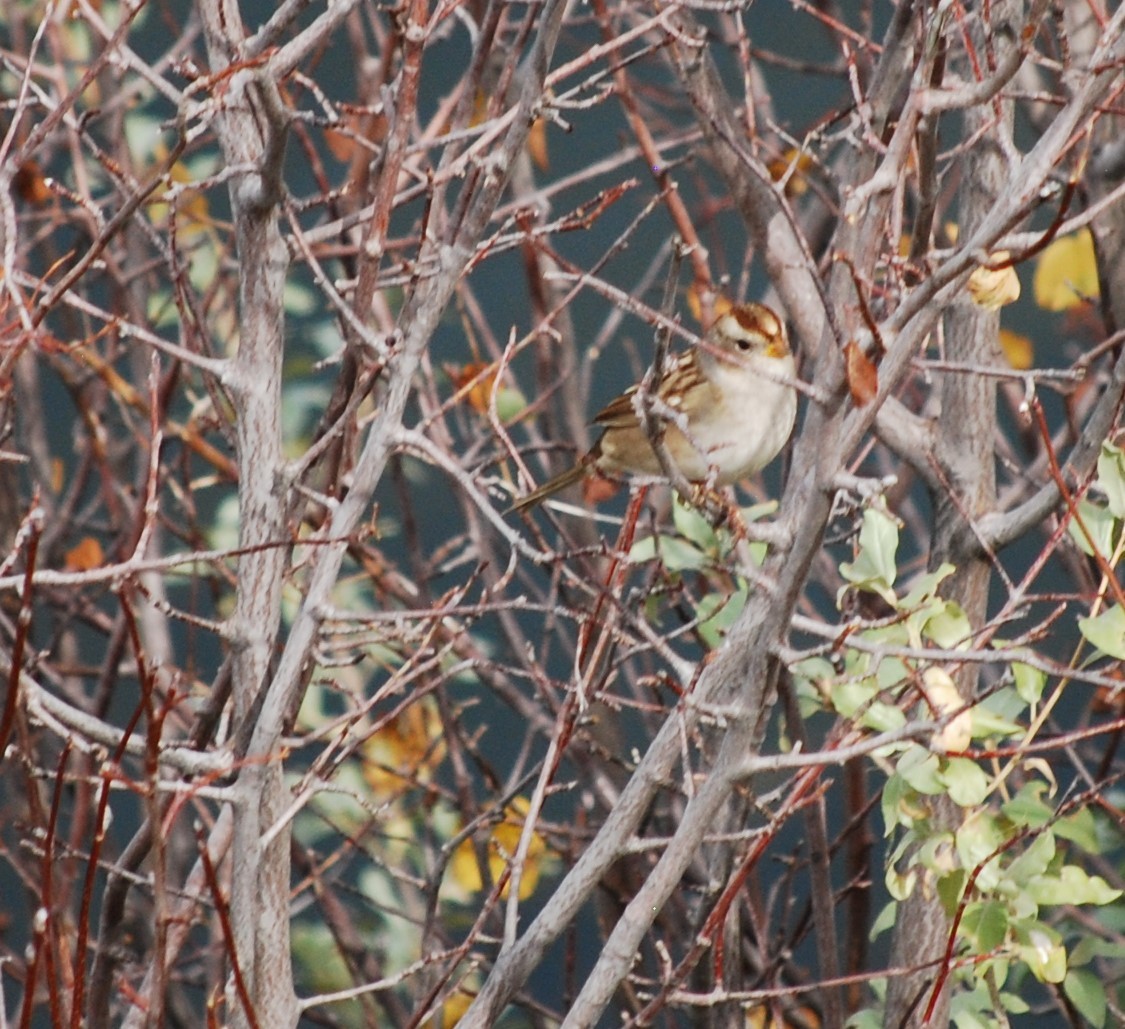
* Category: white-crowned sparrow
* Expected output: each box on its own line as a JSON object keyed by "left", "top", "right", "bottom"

{"left": 512, "top": 302, "right": 797, "bottom": 512}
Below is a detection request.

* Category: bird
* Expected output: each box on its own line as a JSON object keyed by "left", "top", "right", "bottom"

{"left": 510, "top": 302, "right": 797, "bottom": 513}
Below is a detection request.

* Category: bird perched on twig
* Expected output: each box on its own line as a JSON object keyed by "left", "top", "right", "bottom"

{"left": 511, "top": 302, "right": 797, "bottom": 512}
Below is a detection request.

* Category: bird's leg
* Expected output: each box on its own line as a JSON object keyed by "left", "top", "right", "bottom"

{"left": 683, "top": 481, "right": 736, "bottom": 529}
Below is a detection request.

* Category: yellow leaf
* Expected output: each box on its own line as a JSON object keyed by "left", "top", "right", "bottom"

{"left": 440, "top": 988, "right": 474, "bottom": 1028}
{"left": 999, "top": 328, "right": 1033, "bottom": 370}
{"left": 360, "top": 696, "right": 446, "bottom": 799}
{"left": 449, "top": 797, "right": 549, "bottom": 901}
{"left": 746, "top": 1005, "right": 822, "bottom": 1027}
{"left": 1033, "top": 229, "right": 1099, "bottom": 311}
{"left": 146, "top": 147, "right": 212, "bottom": 238}
{"left": 967, "top": 252, "right": 1020, "bottom": 310}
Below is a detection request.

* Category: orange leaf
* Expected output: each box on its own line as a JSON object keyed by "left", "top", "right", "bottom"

{"left": 448, "top": 361, "right": 498, "bottom": 415}
{"left": 685, "top": 285, "right": 732, "bottom": 327}
{"left": 65, "top": 537, "right": 104, "bottom": 571}
{"left": 527, "top": 117, "right": 549, "bottom": 171}
{"left": 844, "top": 340, "right": 878, "bottom": 406}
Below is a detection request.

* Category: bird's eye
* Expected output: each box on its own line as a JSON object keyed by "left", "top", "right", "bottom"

{"left": 736, "top": 338, "right": 752, "bottom": 351}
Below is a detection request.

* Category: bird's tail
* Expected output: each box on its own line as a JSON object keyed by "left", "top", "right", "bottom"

{"left": 508, "top": 457, "right": 592, "bottom": 513}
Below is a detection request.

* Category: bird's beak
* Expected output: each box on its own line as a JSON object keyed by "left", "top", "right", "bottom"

{"left": 765, "top": 334, "right": 791, "bottom": 360}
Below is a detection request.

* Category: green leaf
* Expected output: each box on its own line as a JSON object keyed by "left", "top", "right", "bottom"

{"left": 936, "top": 868, "right": 966, "bottom": 915}
{"left": 1098, "top": 441, "right": 1125, "bottom": 518}
{"left": 831, "top": 679, "right": 877, "bottom": 718}
{"left": 1068, "top": 498, "right": 1119, "bottom": 558}
{"left": 1006, "top": 831, "right": 1055, "bottom": 886}
{"left": 1028, "top": 865, "right": 1122, "bottom": 906}
{"left": 628, "top": 533, "right": 707, "bottom": 571}
{"left": 628, "top": 536, "right": 657, "bottom": 564}
{"left": 695, "top": 588, "right": 747, "bottom": 647}
{"left": 968, "top": 705, "right": 1023, "bottom": 739}
{"left": 950, "top": 1003, "right": 994, "bottom": 1029}
{"left": 1070, "top": 937, "right": 1125, "bottom": 965}
{"left": 961, "top": 899, "right": 1009, "bottom": 952}
{"left": 956, "top": 812, "right": 1006, "bottom": 889}
{"left": 1053, "top": 806, "right": 1101, "bottom": 853}
{"left": 898, "top": 745, "right": 944, "bottom": 795}
{"left": 870, "top": 901, "right": 898, "bottom": 941}
{"left": 495, "top": 386, "right": 529, "bottom": 422}
{"left": 872, "top": 654, "right": 909, "bottom": 692}
{"left": 740, "top": 500, "right": 779, "bottom": 522}
{"left": 900, "top": 563, "right": 955, "bottom": 608}
{"left": 839, "top": 506, "right": 900, "bottom": 605}
{"left": 673, "top": 496, "right": 717, "bottom": 551}
{"left": 882, "top": 774, "right": 914, "bottom": 833}
{"left": 999, "top": 991, "right": 1030, "bottom": 1014}
{"left": 1078, "top": 605, "right": 1125, "bottom": 660}
{"left": 924, "top": 600, "right": 973, "bottom": 649}
{"left": 864, "top": 702, "right": 907, "bottom": 733}
{"left": 1064, "top": 968, "right": 1107, "bottom": 1028}
{"left": 1001, "top": 781, "right": 1052, "bottom": 828}
{"left": 1012, "top": 662, "right": 1048, "bottom": 705}
{"left": 940, "top": 757, "right": 989, "bottom": 806}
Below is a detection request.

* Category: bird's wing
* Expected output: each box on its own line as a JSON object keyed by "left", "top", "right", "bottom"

{"left": 591, "top": 353, "right": 708, "bottom": 429}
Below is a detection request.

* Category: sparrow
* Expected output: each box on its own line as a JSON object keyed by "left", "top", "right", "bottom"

{"left": 511, "top": 302, "right": 797, "bottom": 512}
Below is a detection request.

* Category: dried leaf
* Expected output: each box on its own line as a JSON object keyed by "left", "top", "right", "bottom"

{"left": 767, "top": 148, "right": 813, "bottom": 198}
{"left": 14, "top": 161, "right": 51, "bottom": 205}
{"left": 1033, "top": 229, "right": 1099, "bottom": 311}
{"left": 844, "top": 339, "right": 878, "bottom": 406}
{"left": 582, "top": 474, "right": 619, "bottom": 506}
{"left": 968, "top": 252, "right": 1021, "bottom": 310}
{"left": 922, "top": 667, "right": 972, "bottom": 753}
